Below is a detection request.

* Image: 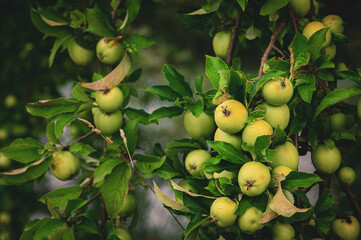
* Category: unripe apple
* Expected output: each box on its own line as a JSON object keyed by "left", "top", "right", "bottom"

{"left": 302, "top": 21, "right": 332, "bottom": 48}
{"left": 96, "top": 38, "right": 124, "bottom": 65}
{"left": 184, "top": 111, "right": 216, "bottom": 140}
{"left": 238, "top": 161, "right": 271, "bottom": 197}
{"left": 95, "top": 87, "right": 124, "bottom": 113}
{"left": 118, "top": 193, "right": 137, "bottom": 218}
{"left": 48, "top": 223, "right": 69, "bottom": 240}
{"left": 241, "top": 120, "right": 273, "bottom": 147}
{"left": 67, "top": 38, "right": 95, "bottom": 66}
{"left": 175, "top": 179, "right": 197, "bottom": 203}
{"left": 213, "top": 170, "right": 236, "bottom": 180}
{"left": 214, "top": 128, "right": 242, "bottom": 150}
{"left": 116, "top": 228, "right": 132, "bottom": 240}
{"left": 210, "top": 197, "right": 237, "bottom": 227}
{"left": 330, "top": 112, "right": 347, "bottom": 131}
{"left": 271, "top": 165, "right": 292, "bottom": 187}
{"left": 261, "top": 103, "right": 290, "bottom": 130}
{"left": 289, "top": 0, "right": 311, "bottom": 18}
{"left": 237, "top": 207, "right": 264, "bottom": 234}
{"left": 332, "top": 216, "right": 360, "bottom": 240}
{"left": 185, "top": 149, "right": 212, "bottom": 178}
{"left": 212, "top": 31, "right": 231, "bottom": 58}
{"left": 269, "top": 141, "right": 299, "bottom": 170}
{"left": 0, "top": 153, "right": 11, "bottom": 169}
{"left": 272, "top": 223, "right": 295, "bottom": 240}
{"left": 4, "top": 94, "right": 17, "bottom": 108}
{"left": 262, "top": 77, "right": 294, "bottom": 106}
{"left": 323, "top": 15, "right": 344, "bottom": 34}
{"left": 322, "top": 44, "right": 336, "bottom": 60}
{"left": 311, "top": 144, "right": 341, "bottom": 174}
{"left": 357, "top": 98, "right": 361, "bottom": 119}
{"left": 338, "top": 167, "right": 356, "bottom": 186}
{"left": 93, "top": 109, "right": 123, "bottom": 135}
{"left": 0, "top": 212, "right": 11, "bottom": 226}
{"left": 50, "top": 151, "right": 80, "bottom": 181}
{"left": 214, "top": 100, "right": 248, "bottom": 134}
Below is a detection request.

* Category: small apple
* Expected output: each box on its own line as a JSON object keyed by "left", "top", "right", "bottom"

{"left": 93, "top": 109, "right": 123, "bottom": 135}
{"left": 4, "top": 94, "right": 17, "bottom": 108}
{"left": 311, "top": 144, "right": 341, "bottom": 174}
{"left": 241, "top": 120, "right": 273, "bottom": 147}
{"left": 214, "top": 128, "right": 242, "bottom": 150}
{"left": 95, "top": 87, "right": 124, "bottom": 113}
{"left": 237, "top": 207, "right": 264, "bottom": 234}
{"left": 269, "top": 141, "right": 299, "bottom": 171}
{"left": 238, "top": 161, "right": 271, "bottom": 197}
{"left": 302, "top": 21, "right": 332, "bottom": 48}
{"left": 116, "top": 228, "right": 132, "bottom": 240}
{"left": 262, "top": 77, "right": 294, "bottom": 106}
{"left": 212, "top": 31, "right": 231, "bottom": 58}
{"left": 48, "top": 223, "right": 69, "bottom": 240}
{"left": 338, "top": 167, "right": 356, "bottom": 186}
{"left": 96, "top": 38, "right": 124, "bottom": 65}
{"left": 332, "top": 216, "right": 360, "bottom": 240}
{"left": 213, "top": 170, "right": 236, "bottom": 180}
{"left": 175, "top": 179, "right": 197, "bottom": 203}
{"left": 118, "top": 193, "right": 137, "bottom": 218}
{"left": 185, "top": 149, "right": 212, "bottom": 178}
{"left": 322, "top": 15, "right": 344, "bottom": 34}
{"left": 261, "top": 103, "right": 290, "bottom": 130}
{"left": 271, "top": 165, "right": 293, "bottom": 188}
{"left": 0, "top": 212, "right": 11, "bottom": 226}
{"left": 357, "top": 98, "right": 361, "bottom": 119}
{"left": 50, "top": 151, "right": 80, "bottom": 181}
{"left": 289, "top": 0, "right": 311, "bottom": 18}
{"left": 210, "top": 197, "right": 237, "bottom": 227}
{"left": 272, "top": 223, "right": 295, "bottom": 240}
{"left": 330, "top": 112, "right": 347, "bottom": 131}
{"left": 0, "top": 153, "right": 11, "bottom": 169}
{"left": 214, "top": 100, "right": 248, "bottom": 134}
{"left": 184, "top": 111, "right": 216, "bottom": 140}
{"left": 67, "top": 38, "right": 95, "bottom": 66}
{"left": 322, "top": 44, "right": 336, "bottom": 60}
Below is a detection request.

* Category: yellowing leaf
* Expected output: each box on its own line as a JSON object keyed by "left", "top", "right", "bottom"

{"left": 186, "top": 9, "right": 208, "bottom": 15}
{"left": 40, "top": 15, "right": 67, "bottom": 26}
{"left": 153, "top": 181, "right": 190, "bottom": 213}
{"left": 170, "top": 180, "right": 216, "bottom": 199}
{"left": 259, "top": 191, "right": 278, "bottom": 224}
{"left": 0, "top": 159, "right": 44, "bottom": 175}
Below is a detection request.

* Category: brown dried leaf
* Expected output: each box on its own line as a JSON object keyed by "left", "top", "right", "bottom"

{"left": 153, "top": 181, "right": 190, "bottom": 213}
{"left": 0, "top": 159, "right": 44, "bottom": 175}
{"left": 40, "top": 15, "right": 67, "bottom": 26}
{"left": 212, "top": 92, "right": 231, "bottom": 105}
{"left": 170, "top": 180, "right": 216, "bottom": 199}
{"left": 259, "top": 191, "right": 279, "bottom": 224}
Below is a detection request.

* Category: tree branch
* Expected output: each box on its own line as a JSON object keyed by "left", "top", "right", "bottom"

{"left": 287, "top": 4, "right": 298, "bottom": 32}
{"left": 226, "top": 13, "right": 241, "bottom": 65}
{"left": 343, "top": 186, "right": 361, "bottom": 222}
{"left": 272, "top": 45, "right": 287, "bottom": 58}
{"left": 63, "top": 131, "right": 94, "bottom": 150}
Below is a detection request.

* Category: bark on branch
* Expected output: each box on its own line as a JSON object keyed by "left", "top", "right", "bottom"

{"left": 226, "top": 13, "right": 241, "bottom": 65}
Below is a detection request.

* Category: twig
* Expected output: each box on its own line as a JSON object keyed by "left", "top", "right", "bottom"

{"left": 287, "top": 4, "right": 298, "bottom": 32}
{"left": 78, "top": 174, "right": 95, "bottom": 199}
{"left": 258, "top": 20, "right": 286, "bottom": 78}
{"left": 293, "top": 133, "right": 299, "bottom": 150}
{"left": 226, "top": 13, "right": 241, "bottom": 65}
{"left": 318, "top": 173, "right": 331, "bottom": 197}
{"left": 272, "top": 45, "right": 287, "bottom": 58}
{"left": 63, "top": 131, "right": 94, "bottom": 150}
{"left": 87, "top": 192, "right": 101, "bottom": 205}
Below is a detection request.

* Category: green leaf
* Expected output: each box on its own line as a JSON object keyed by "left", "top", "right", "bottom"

{"left": 165, "top": 139, "right": 202, "bottom": 156}
{"left": 313, "top": 88, "right": 361, "bottom": 120}
{"left": 26, "top": 98, "right": 81, "bottom": 119}
{"left": 254, "top": 135, "right": 272, "bottom": 160}
{"left": 307, "top": 28, "right": 329, "bottom": 60}
{"left": 260, "top": 0, "right": 290, "bottom": 16}
{"left": 69, "top": 142, "right": 96, "bottom": 156}
{"left": 37, "top": 5, "right": 68, "bottom": 25}
{"left": 318, "top": 70, "right": 334, "bottom": 81}
{"left": 208, "top": 141, "right": 249, "bottom": 164}
{"left": 205, "top": 55, "right": 229, "bottom": 89}
{"left": 69, "top": 10, "right": 86, "bottom": 29}
{"left": 289, "top": 32, "right": 310, "bottom": 71}
{"left": 249, "top": 71, "right": 285, "bottom": 101}
{"left": 146, "top": 85, "right": 182, "bottom": 102}
{"left": 314, "top": 55, "right": 335, "bottom": 70}
{"left": 63, "top": 226, "right": 76, "bottom": 240}
{"left": 54, "top": 113, "right": 75, "bottom": 139}
{"left": 39, "top": 186, "right": 83, "bottom": 207}
{"left": 102, "top": 163, "right": 132, "bottom": 219}
{"left": 75, "top": 216, "right": 101, "bottom": 235}
{"left": 123, "top": 120, "right": 139, "bottom": 155}
{"left": 33, "top": 218, "right": 65, "bottom": 240}
{"left": 124, "top": 108, "right": 152, "bottom": 125}
{"left": 86, "top": 8, "right": 117, "bottom": 37}
{"left": 72, "top": 83, "right": 92, "bottom": 102}
{"left": 65, "top": 199, "right": 87, "bottom": 217}
{"left": 94, "top": 157, "right": 121, "bottom": 185}
{"left": 194, "top": 76, "right": 204, "bottom": 93}
{"left": 20, "top": 218, "right": 50, "bottom": 240}
{"left": 337, "top": 70, "right": 361, "bottom": 86}
{"left": 184, "top": 216, "right": 210, "bottom": 240}
{"left": 30, "top": 10, "right": 71, "bottom": 39}
{"left": 149, "top": 106, "right": 184, "bottom": 122}
{"left": 49, "top": 36, "right": 70, "bottom": 67}
{"left": 136, "top": 155, "right": 166, "bottom": 175}
{"left": 155, "top": 162, "right": 181, "bottom": 180}
{"left": 123, "top": 34, "right": 155, "bottom": 54}
{"left": 46, "top": 121, "right": 60, "bottom": 144}
{"left": 0, "top": 138, "right": 43, "bottom": 163}
{"left": 185, "top": 100, "right": 204, "bottom": 118}
{"left": 290, "top": 116, "right": 307, "bottom": 134}
{"left": 237, "top": 0, "right": 246, "bottom": 10}
{"left": 162, "top": 65, "right": 193, "bottom": 97}
{"left": 330, "top": 131, "right": 356, "bottom": 142}
{"left": 297, "top": 74, "right": 316, "bottom": 103}
{"left": 125, "top": 68, "right": 142, "bottom": 83}
{"left": 228, "top": 70, "right": 247, "bottom": 106}
{"left": 282, "top": 171, "right": 322, "bottom": 190}
{"left": 315, "top": 189, "right": 334, "bottom": 214}
{"left": 125, "top": 0, "right": 141, "bottom": 27}
{"left": 176, "top": 10, "right": 212, "bottom": 30}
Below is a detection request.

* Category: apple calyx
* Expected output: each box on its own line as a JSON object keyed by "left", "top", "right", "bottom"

{"left": 246, "top": 180, "right": 256, "bottom": 190}
{"left": 221, "top": 106, "right": 231, "bottom": 117}
{"left": 103, "top": 88, "right": 111, "bottom": 95}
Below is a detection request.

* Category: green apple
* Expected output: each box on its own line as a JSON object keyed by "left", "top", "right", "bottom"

{"left": 184, "top": 111, "right": 216, "bottom": 140}
{"left": 210, "top": 197, "right": 237, "bottom": 227}
{"left": 95, "top": 87, "right": 124, "bottom": 113}
{"left": 238, "top": 161, "right": 271, "bottom": 197}
{"left": 332, "top": 216, "right": 360, "bottom": 240}
{"left": 241, "top": 120, "right": 273, "bottom": 147}
{"left": 272, "top": 223, "right": 295, "bottom": 240}
{"left": 96, "top": 38, "right": 124, "bottom": 65}
{"left": 289, "top": 0, "right": 311, "bottom": 18}
{"left": 330, "top": 112, "right": 347, "bottom": 131}
{"left": 322, "top": 44, "right": 336, "bottom": 60}
{"left": 311, "top": 144, "right": 341, "bottom": 174}
{"left": 271, "top": 165, "right": 293, "bottom": 187}
{"left": 175, "top": 179, "right": 197, "bottom": 203}
{"left": 323, "top": 15, "right": 344, "bottom": 34}
{"left": 48, "top": 223, "right": 69, "bottom": 240}
{"left": 67, "top": 38, "right": 95, "bottom": 66}
{"left": 212, "top": 31, "right": 231, "bottom": 58}
{"left": 185, "top": 149, "right": 212, "bottom": 178}
{"left": 214, "top": 128, "right": 242, "bottom": 149}
{"left": 237, "top": 207, "right": 264, "bottom": 234}
{"left": 261, "top": 103, "right": 290, "bottom": 130}
{"left": 214, "top": 100, "right": 248, "bottom": 134}
{"left": 0, "top": 153, "right": 11, "bottom": 169}
{"left": 118, "top": 193, "right": 137, "bottom": 218}
{"left": 358, "top": 98, "right": 361, "bottom": 119}
{"left": 93, "top": 109, "right": 123, "bottom": 135}
{"left": 262, "top": 77, "right": 294, "bottom": 106}
{"left": 4, "top": 94, "right": 17, "bottom": 108}
{"left": 338, "top": 167, "right": 356, "bottom": 186}
{"left": 116, "top": 228, "right": 132, "bottom": 240}
{"left": 0, "top": 212, "right": 11, "bottom": 225}
{"left": 213, "top": 170, "right": 236, "bottom": 180}
{"left": 302, "top": 21, "right": 332, "bottom": 48}
{"left": 0, "top": 128, "right": 8, "bottom": 141}
{"left": 269, "top": 141, "right": 299, "bottom": 170}
{"left": 50, "top": 151, "right": 80, "bottom": 181}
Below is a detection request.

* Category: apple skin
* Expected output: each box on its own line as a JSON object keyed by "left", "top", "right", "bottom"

{"left": 357, "top": 98, "right": 361, "bottom": 119}
{"left": 50, "top": 151, "right": 80, "bottom": 181}
{"left": 237, "top": 207, "right": 264, "bottom": 234}
{"left": 210, "top": 197, "right": 237, "bottom": 228}
{"left": 4, "top": 94, "right": 17, "bottom": 108}
{"left": 184, "top": 111, "right": 216, "bottom": 140}
{"left": 330, "top": 112, "right": 347, "bottom": 131}
{"left": 214, "top": 100, "right": 248, "bottom": 134}
{"left": 302, "top": 21, "right": 332, "bottom": 48}
{"left": 262, "top": 77, "right": 294, "bottom": 106}
{"left": 271, "top": 165, "right": 293, "bottom": 188}
{"left": 322, "top": 15, "right": 344, "bottom": 34}
{"left": 212, "top": 31, "right": 231, "bottom": 58}
{"left": 175, "top": 179, "right": 197, "bottom": 203}
{"left": 322, "top": 44, "right": 336, "bottom": 60}
{"left": 241, "top": 120, "right": 273, "bottom": 147}
{"left": 269, "top": 141, "right": 299, "bottom": 171}
{"left": 214, "top": 128, "right": 242, "bottom": 150}
{"left": 116, "top": 228, "right": 132, "bottom": 240}
{"left": 96, "top": 38, "right": 124, "bottom": 65}
{"left": 289, "top": 0, "right": 311, "bottom": 18}
{"left": 93, "top": 109, "right": 123, "bottom": 135}
{"left": 95, "top": 87, "right": 124, "bottom": 113}
{"left": 262, "top": 103, "right": 290, "bottom": 130}
{"left": 338, "top": 167, "right": 356, "bottom": 186}
{"left": 332, "top": 216, "right": 360, "bottom": 240}
{"left": 48, "top": 224, "right": 69, "bottom": 240}
{"left": 311, "top": 144, "right": 341, "bottom": 174}
{"left": 118, "top": 193, "right": 137, "bottom": 218}
{"left": 185, "top": 149, "right": 212, "bottom": 178}
{"left": 67, "top": 38, "right": 95, "bottom": 66}
{"left": 272, "top": 223, "right": 295, "bottom": 240}
{"left": 238, "top": 161, "right": 271, "bottom": 197}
